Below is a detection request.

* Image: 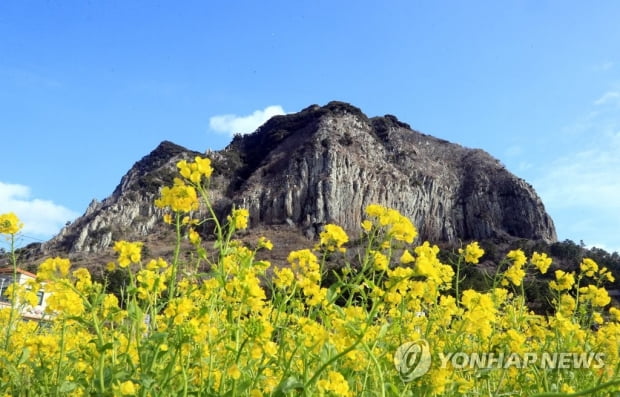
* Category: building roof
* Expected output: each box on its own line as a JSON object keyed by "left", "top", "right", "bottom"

{"left": 0, "top": 267, "right": 37, "bottom": 279}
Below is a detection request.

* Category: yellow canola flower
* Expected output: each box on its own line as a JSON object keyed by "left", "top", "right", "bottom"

{"left": 388, "top": 212, "right": 417, "bottom": 243}
{"left": 556, "top": 294, "right": 576, "bottom": 316}
{"left": 506, "top": 249, "right": 527, "bottom": 267}
{"left": 118, "top": 380, "right": 138, "bottom": 396}
{"left": 598, "top": 267, "right": 616, "bottom": 283}
{"left": 400, "top": 249, "right": 415, "bottom": 264}
{"left": 316, "top": 370, "right": 352, "bottom": 397}
{"left": 550, "top": 270, "right": 576, "bottom": 291}
{"left": 461, "top": 289, "right": 495, "bottom": 311}
{"left": 257, "top": 236, "right": 273, "bottom": 250}
{"left": 37, "top": 257, "right": 72, "bottom": 280}
{"left": 560, "top": 385, "right": 575, "bottom": 394}
{"left": 365, "top": 203, "right": 386, "bottom": 218}
{"left": 273, "top": 267, "right": 295, "bottom": 289}
{"left": 102, "top": 293, "right": 120, "bottom": 317}
{"left": 580, "top": 258, "right": 598, "bottom": 277}
{"left": 146, "top": 257, "right": 169, "bottom": 270}
{"left": 164, "top": 297, "right": 194, "bottom": 325}
{"left": 304, "top": 284, "right": 328, "bottom": 306}
{"left": 460, "top": 289, "right": 497, "bottom": 338}
{"left": 188, "top": 228, "right": 201, "bottom": 244}
{"left": 363, "top": 204, "right": 417, "bottom": 243}
{"left": 579, "top": 285, "right": 611, "bottom": 307}
{"left": 45, "top": 285, "right": 85, "bottom": 317}
{"left": 155, "top": 178, "right": 199, "bottom": 213}
{"left": 228, "top": 208, "right": 249, "bottom": 230}
{"left": 73, "top": 268, "right": 93, "bottom": 293}
{"left": 459, "top": 241, "right": 485, "bottom": 264}
{"left": 386, "top": 266, "right": 414, "bottom": 292}
{"left": 428, "top": 368, "right": 452, "bottom": 395}
{"left": 505, "top": 328, "right": 527, "bottom": 353}
{"left": 0, "top": 212, "right": 23, "bottom": 235}
{"left": 413, "top": 242, "right": 447, "bottom": 283}
{"left": 227, "top": 364, "right": 242, "bottom": 380}
{"left": 370, "top": 250, "right": 389, "bottom": 271}
{"left": 610, "top": 307, "right": 620, "bottom": 322}
{"left": 531, "top": 251, "right": 552, "bottom": 274}
{"left": 318, "top": 224, "right": 349, "bottom": 252}
{"left": 177, "top": 156, "right": 213, "bottom": 184}
{"left": 599, "top": 266, "right": 615, "bottom": 282}
{"left": 287, "top": 249, "right": 320, "bottom": 274}
{"left": 136, "top": 269, "right": 167, "bottom": 299}
{"left": 502, "top": 262, "right": 526, "bottom": 286}
{"left": 501, "top": 249, "right": 528, "bottom": 286}
{"left": 181, "top": 215, "right": 198, "bottom": 225}
{"left": 113, "top": 241, "right": 143, "bottom": 268}
{"left": 194, "top": 156, "right": 213, "bottom": 176}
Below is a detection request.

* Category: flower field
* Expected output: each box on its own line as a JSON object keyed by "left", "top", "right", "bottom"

{"left": 0, "top": 157, "right": 619, "bottom": 396}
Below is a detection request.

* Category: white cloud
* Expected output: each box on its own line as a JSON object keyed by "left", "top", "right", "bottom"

{"left": 209, "top": 105, "right": 286, "bottom": 136}
{"left": 594, "top": 91, "right": 620, "bottom": 106}
{"left": 533, "top": 89, "right": 620, "bottom": 252}
{"left": 536, "top": 134, "right": 620, "bottom": 210}
{"left": 0, "top": 182, "right": 79, "bottom": 242}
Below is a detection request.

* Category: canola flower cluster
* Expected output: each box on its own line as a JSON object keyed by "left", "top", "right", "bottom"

{"left": 0, "top": 156, "right": 618, "bottom": 396}
{"left": 0, "top": 213, "right": 22, "bottom": 235}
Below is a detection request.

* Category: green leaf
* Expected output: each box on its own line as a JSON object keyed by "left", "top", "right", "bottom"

{"left": 140, "top": 376, "right": 156, "bottom": 389}
{"left": 96, "top": 342, "right": 114, "bottom": 353}
{"left": 327, "top": 283, "right": 341, "bottom": 301}
{"left": 377, "top": 321, "right": 390, "bottom": 339}
{"left": 58, "top": 381, "right": 77, "bottom": 393}
{"left": 272, "top": 376, "right": 304, "bottom": 396}
{"left": 147, "top": 331, "right": 169, "bottom": 343}
{"left": 17, "top": 348, "right": 30, "bottom": 366}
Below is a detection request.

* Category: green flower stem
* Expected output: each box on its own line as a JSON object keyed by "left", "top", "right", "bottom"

{"left": 167, "top": 212, "right": 183, "bottom": 300}
{"left": 54, "top": 320, "right": 68, "bottom": 396}
{"left": 90, "top": 312, "right": 107, "bottom": 395}
{"left": 454, "top": 255, "right": 463, "bottom": 307}
{"left": 3, "top": 234, "right": 17, "bottom": 351}
{"left": 361, "top": 340, "right": 385, "bottom": 397}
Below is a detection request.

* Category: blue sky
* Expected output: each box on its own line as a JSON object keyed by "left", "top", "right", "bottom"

{"left": 1, "top": 1, "right": 619, "bottom": 253}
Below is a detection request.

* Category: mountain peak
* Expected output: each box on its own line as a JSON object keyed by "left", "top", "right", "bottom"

{"left": 112, "top": 141, "right": 200, "bottom": 197}
{"left": 127, "top": 140, "right": 191, "bottom": 180}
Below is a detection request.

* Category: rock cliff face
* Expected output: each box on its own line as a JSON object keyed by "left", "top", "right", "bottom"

{"left": 228, "top": 102, "right": 556, "bottom": 243}
{"left": 39, "top": 101, "right": 556, "bottom": 258}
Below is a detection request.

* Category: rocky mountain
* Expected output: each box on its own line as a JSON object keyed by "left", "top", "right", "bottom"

{"left": 32, "top": 101, "right": 556, "bottom": 264}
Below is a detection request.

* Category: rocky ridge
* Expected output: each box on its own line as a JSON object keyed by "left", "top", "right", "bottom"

{"left": 34, "top": 101, "right": 556, "bottom": 262}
